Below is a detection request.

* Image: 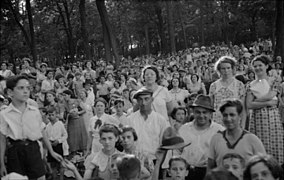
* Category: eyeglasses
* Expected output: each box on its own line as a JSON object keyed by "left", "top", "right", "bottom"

{"left": 94, "top": 119, "right": 102, "bottom": 129}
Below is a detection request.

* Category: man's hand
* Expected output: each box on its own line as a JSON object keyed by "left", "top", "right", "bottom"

{"left": 51, "top": 151, "right": 63, "bottom": 162}
{"left": 0, "top": 165, "right": 7, "bottom": 177}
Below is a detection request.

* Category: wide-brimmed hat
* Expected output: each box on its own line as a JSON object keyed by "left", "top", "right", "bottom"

{"left": 160, "top": 127, "right": 191, "bottom": 150}
{"left": 133, "top": 87, "right": 153, "bottom": 99}
{"left": 189, "top": 94, "right": 215, "bottom": 112}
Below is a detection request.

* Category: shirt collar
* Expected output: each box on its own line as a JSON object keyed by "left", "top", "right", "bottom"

{"left": 6, "top": 102, "right": 37, "bottom": 113}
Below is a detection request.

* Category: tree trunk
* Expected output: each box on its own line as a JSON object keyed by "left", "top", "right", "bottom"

{"left": 199, "top": 0, "right": 205, "bottom": 45}
{"left": 56, "top": 1, "right": 75, "bottom": 63}
{"left": 26, "top": 0, "right": 37, "bottom": 66}
{"left": 275, "top": 0, "right": 284, "bottom": 62}
{"left": 79, "top": 0, "right": 90, "bottom": 59}
{"left": 167, "top": 1, "right": 176, "bottom": 53}
{"left": 155, "top": 2, "right": 167, "bottom": 53}
{"left": 96, "top": 0, "right": 120, "bottom": 67}
{"left": 145, "top": 25, "right": 150, "bottom": 55}
{"left": 178, "top": 4, "right": 187, "bottom": 49}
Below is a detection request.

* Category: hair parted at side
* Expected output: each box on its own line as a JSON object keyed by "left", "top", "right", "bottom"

{"left": 219, "top": 99, "right": 243, "bottom": 115}
{"left": 6, "top": 75, "right": 30, "bottom": 90}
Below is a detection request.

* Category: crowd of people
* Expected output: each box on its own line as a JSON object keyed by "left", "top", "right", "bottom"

{"left": 0, "top": 41, "right": 283, "bottom": 180}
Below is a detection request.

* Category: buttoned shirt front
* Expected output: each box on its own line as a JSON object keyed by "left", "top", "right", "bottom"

{"left": 45, "top": 120, "right": 68, "bottom": 143}
{"left": 0, "top": 103, "right": 44, "bottom": 141}
{"left": 125, "top": 111, "right": 169, "bottom": 160}
{"left": 179, "top": 120, "right": 225, "bottom": 167}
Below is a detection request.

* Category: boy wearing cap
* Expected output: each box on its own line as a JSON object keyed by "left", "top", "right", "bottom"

{"left": 178, "top": 94, "right": 224, "bottom": 180}
{"left": 0, "top": 75, "right": 62, "bottom": 179}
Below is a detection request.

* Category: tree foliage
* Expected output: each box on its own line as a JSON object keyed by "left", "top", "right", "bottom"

{"left": 0, "top": 0, "right": 282, "bottom": 65}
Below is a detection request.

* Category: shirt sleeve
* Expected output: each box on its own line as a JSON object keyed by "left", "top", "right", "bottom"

{"left": 58, "top": 122, "right": 68, "bottom": 143}
{"left": 0, "top": 113, "right": 8, "bottom": 136}
{"left": 249, "top": 134, "right": 267, "bottom": 155}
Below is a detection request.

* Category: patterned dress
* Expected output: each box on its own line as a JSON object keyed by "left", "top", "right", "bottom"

{"left": 209, "top": 78, "right": 245, "bottom": 125}
{"left": 247, "top": 78, "right": 284, "bottom": 164}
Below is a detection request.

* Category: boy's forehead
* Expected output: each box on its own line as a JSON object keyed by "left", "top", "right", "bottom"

{"left": 101, "top": 132, "right": 116, "bottom": 137}
{"left": 16, "top": 79, "right": 30, "bottom": 86}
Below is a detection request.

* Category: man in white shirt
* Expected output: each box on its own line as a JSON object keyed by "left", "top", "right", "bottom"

{"left": 179, "top": 94, "right": 224, "bottom": 180}
{"left": 125, "top": 88, "right": 169, "bottom": 160}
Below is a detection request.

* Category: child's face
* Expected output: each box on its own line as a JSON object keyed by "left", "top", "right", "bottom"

{"left": 75, "top": 74, "right": 81, "bottom": 80}
{"left": 115, "top": 103, "right": 124, "bottom": 113}
{"left": 48, "top": 112, "right": 57, "bottom": 121}
{"left": 99, "top": 132, "right": 118, "bottom": 151}
{"left": 223, "top": 158, "right": 244, "bottom": 180}
{"left": 168, "top": 160, "right": 188, "bottom": 180}
{"left": 121, "top": 131, "right": 135, "bottom": 150}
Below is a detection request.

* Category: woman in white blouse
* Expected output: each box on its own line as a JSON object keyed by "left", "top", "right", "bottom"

{"left": 86, "top": 98, "right": 119, "bottom": 155}
{"left": 140, "top": 65, "right": 173, "bottom": 121}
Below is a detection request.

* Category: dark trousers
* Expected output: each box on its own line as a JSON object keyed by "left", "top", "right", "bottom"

{"left": 186, "top": 166, "right": 207, "bottom": 180}
{"left": 7, "top": 138, "right": 46, "bottom": 179}
{"left": 47, "top": 143, "right": 63, "bottom": 163}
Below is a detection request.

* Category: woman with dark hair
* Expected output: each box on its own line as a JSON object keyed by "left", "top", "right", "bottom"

{"left": 169, "top": 78, "right": 189, "bottom": 107}
{"left": 62, "top": 89, "right": 87, "bottom": 155}
{"left": 87, "top": 98, "right": 119, "bottom": 155}
{"left": 243, "top": 154, "right": 283, "bottom": 180}
{"left": 246, "top": 55, "right": 284, "bottom": 165}
{"left": 0, "top": 62, "right": 14, "bottom": 78}
{"left": 140, "top": 65, "right": 173, "bottom": 121}
{"left": 186, "top": 74, "right": 206, "bottom": 95}
{"left": 209, "top": 56, "right": 245, "bottom": 125}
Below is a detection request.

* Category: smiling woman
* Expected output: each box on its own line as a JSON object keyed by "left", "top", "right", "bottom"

{"left": 246, "top": 55, "right": 284, "bottom": 165}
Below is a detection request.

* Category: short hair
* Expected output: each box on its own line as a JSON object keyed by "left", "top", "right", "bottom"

{"left": 114, "top": 99, "right": 124, "bottom": 106}
{"left": 122, "top": 126, "right": 138, "bottom": 141}
{"left": 214, "top": 56, "right": 237, "bottom": 75}
{"left": 251, "top": 55, "right": 272, "bottom": 73}
{"left": 222, "top": 153, "right": 245, "bottom": 168}
{"left": 141, "top": 65, "right": 160, "bottom": 83}
{"left": 46, "top": 106, "right": 57, "bottom": 114}
{"left": 204, "top": 167, "right": 238, "bottom": 180}
{"left": 243, "top": 154, "right": 283, "bottom": 180}
{"left": 6, "top": 75, "right": 29, "bottom": 90}
{"left": 219, "top": 99, "right": 243, "bottom": 115}
{"left": 94, "top": 97, "right": 107, "bottom": 107}
{"left": 171, "top": 107, "right": 187, "bottom": 120}
{"left": 191, "top": 74, "right": 200, "bottom": 81}
{"left": 116, "top": 154, "right": 141, "bottom": 180}
{"left": 99, "top": 124, "right": 120, "bottom": 137}
{"left": 169, "top": 157, "right": 188, "bottom": 169}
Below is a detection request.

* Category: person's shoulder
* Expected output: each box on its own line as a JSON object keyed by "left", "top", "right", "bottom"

{"left": 211, "top": 122, "right": 226, "bottom": 131}
{"left": 244, "top": 131, "right": 261, "bottom": 141}
{"left": 179, "top": 121, "right": 194, "bottom": 133}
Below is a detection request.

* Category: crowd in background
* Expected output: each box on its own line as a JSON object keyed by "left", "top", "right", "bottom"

{"left": 0, "top": 39, "right": 283, "bottom": 180}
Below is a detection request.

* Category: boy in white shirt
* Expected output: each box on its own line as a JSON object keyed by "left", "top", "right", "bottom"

{"left": 45, "top": 106, "right": 68, "bottom": 180}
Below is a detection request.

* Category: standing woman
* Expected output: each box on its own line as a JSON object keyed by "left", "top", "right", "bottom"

{"left": 246, "top": 55, "right": 284, "bottom": 165}
{"left": 169, "top": 78, "right": 189, "bottom": 107}
{"left": 141, "top": 65, "right": 173, "bottom": 121}
{"left": 209, "top": 56, "right": 245, "bottom": 125}
{"left": 62, "top": 89, "right": 88, "bottom": 155}
{"left": 78, "top": 90, "right": 94, "bottom": 132}
{"left": 87, "top": 98, "right": 119, "bottom": 155}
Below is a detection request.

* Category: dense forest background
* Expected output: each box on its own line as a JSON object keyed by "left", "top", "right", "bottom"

{"left": 0, "top": 0, "right": 283, "bottom": 67}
